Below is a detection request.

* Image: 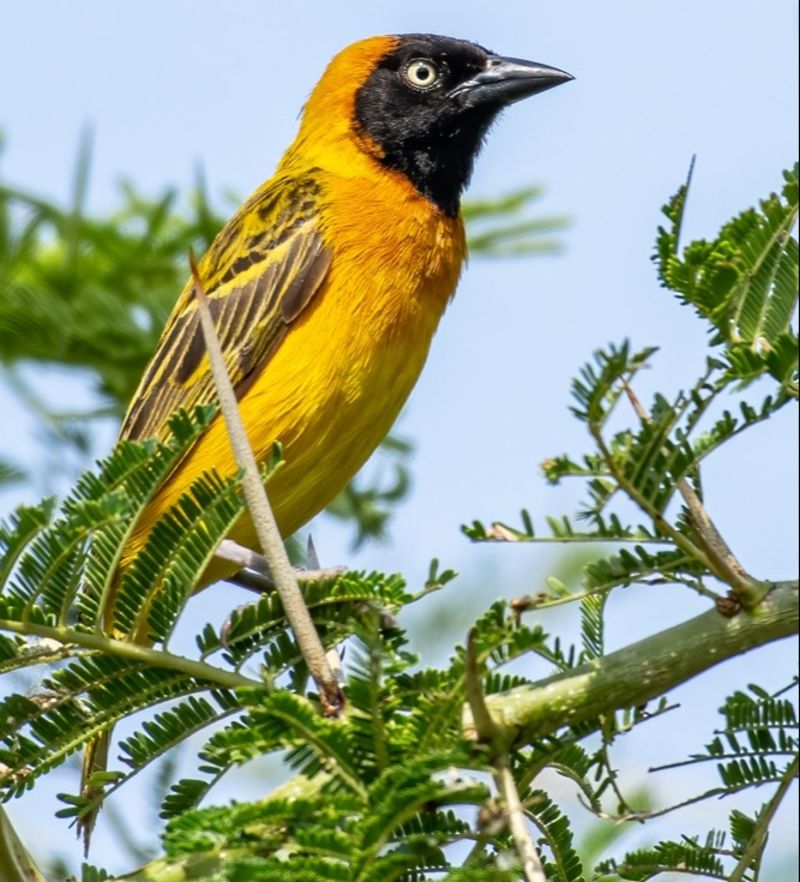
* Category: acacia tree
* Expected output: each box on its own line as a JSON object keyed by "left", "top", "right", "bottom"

{"left": 0, "top": 161, "right": 797, "bottom": 882}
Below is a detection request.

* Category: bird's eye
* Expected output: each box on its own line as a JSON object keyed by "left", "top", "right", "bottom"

{"left": 404, "top": 59, "right": 440, "bottom": 89}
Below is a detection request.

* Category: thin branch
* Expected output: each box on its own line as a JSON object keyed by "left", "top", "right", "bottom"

{"left": 652, "top": 752, "right": 797, "bottom": 773}
{"left": 729, "top": 754, "right": 799, "bottom": 882}
{"left": 622, "top": 382, "right": 764, "bottom": 606}
{"left": 189, "top": 255, "right": 343, "bottom": 716}
{"left": 464, "top": 628, "right": 501, "bottom": 745}
{"left": 0, "top": 617, "right": 259, "bottom": 690}
{"left": 577, "top": 777, "right": 785, "bottom": 824}
{"left": 464, "top": 581, "right": 798, "bottom": 743}
{"left": 466, "top": 630, "right": 546, "bottom": 881}
{"left": 590, "top": 427, "right": 719, "bottom": 572}
{"left": 510, "top": 567, "right": 721, "bottom": 616}
{"left": 493, "top": 759, "right": 548, "bottom": 882}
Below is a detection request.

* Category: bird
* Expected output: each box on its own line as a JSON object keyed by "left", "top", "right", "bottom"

{"left": 81, "top": 32, "right": 571, "bottom": 839}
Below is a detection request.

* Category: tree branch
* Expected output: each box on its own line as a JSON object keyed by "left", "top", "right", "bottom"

{"left": 465, "top": 629, "right": 548, "bottom": 882}
{"left": 189, "top": 255, "right": 343, "bottom": 716}
{"left": 622, "top": 382, "right": 763, "bottom": 606}
{"left": 728, "top": 753, "right": 799, "bottom": 882}
{"left": 464, "top": 580, "right": 798, "bottom": 743}
{"left": 494, "top": 759, "right": 548, "bottom": 882}
{"left": 0, "top": 618, "right": 260, "bottom": 690}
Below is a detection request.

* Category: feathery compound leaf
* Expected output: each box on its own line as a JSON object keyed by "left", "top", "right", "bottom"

{"left": 118, "top": 692, "right": 239, "bottom": 771}
{"left": 583, "top": 546, "right": 704, "bottom": 592}
{"left": 570, "top": 343, "right": 658, "bottom": 425}
{"left": 463, "top": 184, "right": 569, "bottom": 256}
{"left": 0, "top": 655, "right": 208, "bottom": 801}
{"left": 655, "top": 164, "right": 799, "bottom": 390}
{"left": 524, "top": 789, "right": 584, "bottom": 882}
{"left": 212, "top": 570, "right": 409, "bottom": 669}
{"left": 78, "top": 405, "right": 217, "bottom": 627}
{"left": 0, "top": 501, "right": 55, "bottom": 589}
{"left": 357, "top": 754, "right": 487, "bottom": 855}
{"left": 579, "top": 593, "right": 605, "bottom": 662}
{"left": 652, "top": 683, "right": 798, "bottom": 789}
{"left": 596, "top": 838, "right": 727, "bottom": 880}
{"left": 163, "top": 793, "right": 328, "bottom": 855}
{"left": 159, "top": 777, "right": 211, "bottom": 821}
{"left": 0, "top": 406, "right": 216, "bottom": 637}
{"left": 721, "top": 686, "right": 798, "bottom": 733}
{"left": 205, "top": 691, "right": 366, "bottom": 797}
{"left": 114, "top": 467, "right": 244, "bottom": 643}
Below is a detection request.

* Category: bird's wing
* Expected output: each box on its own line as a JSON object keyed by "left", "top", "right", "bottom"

{"left": 120, "top": 174, "right": 332, "bottom": 442}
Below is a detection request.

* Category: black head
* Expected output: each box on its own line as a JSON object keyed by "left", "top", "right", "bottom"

{"left": 354, "top": 34, "right": 572, "bottom": 216}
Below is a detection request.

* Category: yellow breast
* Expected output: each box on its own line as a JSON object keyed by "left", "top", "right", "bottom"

{"left": 123, "top": 167, "right": 465, "bottom": 585}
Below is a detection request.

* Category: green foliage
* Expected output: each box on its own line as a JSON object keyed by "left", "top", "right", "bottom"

{"left": 461, "top": 185, "right": 570, "bottom": 256}
{"left": 653, "top": 684, "right": 798, "bottom": 790}
{"left": 655, "top": 161, "right": 798, "bottom": 392}
{"left": 0, "top": 166, "right": 796, "bottom": 881}
{"left": 467, "top": 168, "right": 797, "bottom": 619}
{"left": 0, "top": 460, "right": 24, "bottom": 490}
{"left": 596, "top": 683, "right": 800, "bottom": 881}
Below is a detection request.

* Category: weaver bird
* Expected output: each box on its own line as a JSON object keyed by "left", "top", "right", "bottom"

{"left": 118, "top": 32, "right": 571, "bottom": 588}
{"left": 82, "top": 33, "right": 571, "bottom": 835}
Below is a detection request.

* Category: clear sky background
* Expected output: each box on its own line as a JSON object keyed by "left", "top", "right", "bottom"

{"left": 1, "top": 0, "right": 798, "bottom": 876}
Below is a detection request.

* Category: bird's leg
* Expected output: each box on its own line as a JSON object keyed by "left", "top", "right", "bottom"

{"left": 216, "top": 539, "right": 275, "bottom": 594}
{"left": 216, "top": 538, "right": 346, "bottom": 595}
{"left": 217, "top": 537, "right": 347, "bottom": 646}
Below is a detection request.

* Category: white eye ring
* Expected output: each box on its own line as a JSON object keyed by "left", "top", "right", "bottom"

{"left": 404, "top": 58, "right": 440, "bottom": 89}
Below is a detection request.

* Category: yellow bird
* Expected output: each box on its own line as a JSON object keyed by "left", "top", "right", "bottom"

{"left": 81, "top": 34, "right": 571, "bottom": 837}
{"left": 116, "top": 33, "right": 571, "bottom": 591}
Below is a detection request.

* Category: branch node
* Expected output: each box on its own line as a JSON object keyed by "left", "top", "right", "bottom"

{"left": 464, "top": 628, "right": 501, "bottom": 745}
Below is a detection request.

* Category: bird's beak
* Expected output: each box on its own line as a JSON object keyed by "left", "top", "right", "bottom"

{"left": 450, "top": 55, "right": 573, "bottom": 108}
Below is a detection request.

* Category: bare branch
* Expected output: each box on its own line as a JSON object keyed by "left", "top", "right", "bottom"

{"left": 729, "top": 754, "right": 799, "bottom": 882}
{"left": 494, "top": 759, "right": 548, "bottom": 882}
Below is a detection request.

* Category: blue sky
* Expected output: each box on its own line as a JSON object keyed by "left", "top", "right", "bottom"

{"left": 1, "top": 0, "right": 798, "bottom": 875}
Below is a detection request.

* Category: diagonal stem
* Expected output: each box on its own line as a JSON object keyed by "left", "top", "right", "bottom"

{"left": 0, "top": 807, "right": 47, "bottom": 882}
{"left": 493, "top": 760, "right": 548, "bottom": 882}
{"left": 728, "top": 754, "right": 798, "bottom": 882}
{"left": 0, "top": 617, "right": 260, "bottom": 689}
{"left": 189, "top": 255, "right": 343, "bottom": 716}
{"left": 464, "top": 580, "right": 797, "bottom": 743}
{"left": 621, "top": 382, "right": 764, "bottom": 607}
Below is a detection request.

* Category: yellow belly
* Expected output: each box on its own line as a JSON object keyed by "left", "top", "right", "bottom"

{"left": 122, "top": 176, "right": 465, "bottom": 588}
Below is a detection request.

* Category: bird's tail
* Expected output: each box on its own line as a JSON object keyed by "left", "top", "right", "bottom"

{"left": 77, "top": 568, "right": 130, "bottom": 853}
{"left": 78, "top": 728, "right": 111, "bottom": 853}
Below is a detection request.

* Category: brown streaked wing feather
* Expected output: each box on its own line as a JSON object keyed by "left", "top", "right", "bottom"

{"left": 120, "top": 177, "right": 331, "bottom": 442}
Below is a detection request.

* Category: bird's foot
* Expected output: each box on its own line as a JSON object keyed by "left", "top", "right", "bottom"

{"left": 217, "top": 537, "right": 346, "bottom": 646}
{"left": 216, "top": 537, "right": 346, "bottom": 595}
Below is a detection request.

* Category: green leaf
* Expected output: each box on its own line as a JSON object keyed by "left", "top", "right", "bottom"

{"left": 525, "top": 789, "right": 585, "bottom": 882}
{"left": 655, "top": 164, "right": 799, "bottom": 391}
{"left": 596, "top": 838, "right": 726, "bottom": 880}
